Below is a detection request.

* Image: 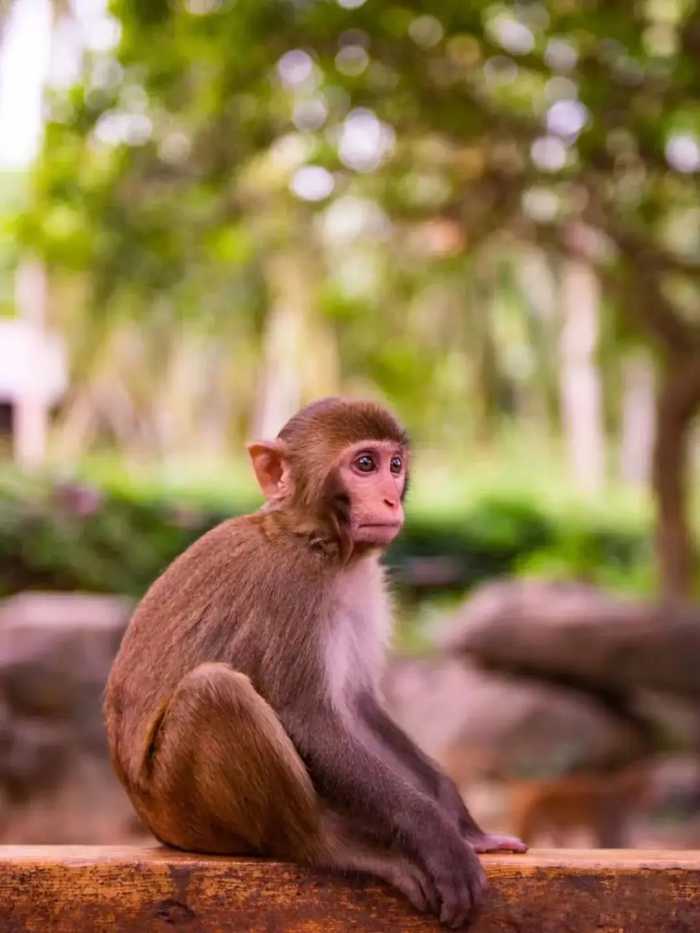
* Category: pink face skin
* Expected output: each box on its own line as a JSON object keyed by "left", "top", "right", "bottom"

{"left": 336, "top": 440, "right": 407, "bottom": 548}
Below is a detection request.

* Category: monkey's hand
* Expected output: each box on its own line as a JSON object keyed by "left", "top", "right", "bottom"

{"left": 437, "top": 777, "right": 528, "bottom": 854}
{"left": 420, "top": 823, "right": 488, "bottom": 929}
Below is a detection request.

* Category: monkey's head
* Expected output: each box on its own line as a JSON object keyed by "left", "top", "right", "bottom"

{"left": 248, "top": 398, "right": 410, "bottom": 554}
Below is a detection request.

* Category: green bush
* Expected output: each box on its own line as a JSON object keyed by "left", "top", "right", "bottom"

{"left": 0, "top": 468, "right": 653, "bottom": 599}
{"left": 0, "top": 471, "right": 247, "bottom": 597}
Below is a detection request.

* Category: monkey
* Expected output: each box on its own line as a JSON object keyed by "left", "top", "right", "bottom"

{"left": 104, "top": 397, "right": 526, "bottom": 929}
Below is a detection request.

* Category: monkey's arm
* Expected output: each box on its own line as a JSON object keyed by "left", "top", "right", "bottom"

{"left": 357, "top": 691, "right": 527, "bottom": 854}
{"left": 280, "top": 705, "right": 486, "bottom": 926}
{"left": 283, "top": 705, "right": 446, "bottom": 839}
{"left": 356, "top": 691, "right": 484, "bottom": 837}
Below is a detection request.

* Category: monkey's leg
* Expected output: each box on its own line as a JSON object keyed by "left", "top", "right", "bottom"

{"left": 135, "top": 664, "right": 438, "bottom": 916}
{"left": 134, "top": 662, "right": 321, "bottom": 860}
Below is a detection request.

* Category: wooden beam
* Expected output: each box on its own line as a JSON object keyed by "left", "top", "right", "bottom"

{"left": 1, "top": 847, "right": 699, "bottom": 932}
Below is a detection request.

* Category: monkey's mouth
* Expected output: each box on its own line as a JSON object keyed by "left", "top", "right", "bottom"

{"left": 358, "top": 522, "right": 402, "bottom": 530}
{"left": 355, "top": 522, "right": 403, "bottom": 543}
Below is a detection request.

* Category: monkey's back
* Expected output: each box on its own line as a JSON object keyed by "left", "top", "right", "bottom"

{"left": 104, "top": 513, "right": 330, "bottom": 790}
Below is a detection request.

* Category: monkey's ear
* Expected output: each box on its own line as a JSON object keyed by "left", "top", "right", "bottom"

{"left": 247, "top": 440, "right": 292, "bottom": 500}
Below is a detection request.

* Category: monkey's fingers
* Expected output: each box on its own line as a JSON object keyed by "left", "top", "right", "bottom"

{"left": 391, "top": 861, "right": 439, "bottom": 916}
{"left": 465, "top": 859, "right": 488, "bottom": 927}
{"left": 436, "top": 852, "right": 487, "bottom": 929}
{"left": 437, "top": 879, "right": 470, "bottom": 929}
{"left": 413, "top": 865, "right": 440, "bottom": 916}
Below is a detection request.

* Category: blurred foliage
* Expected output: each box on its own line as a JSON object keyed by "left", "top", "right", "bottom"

{"left": 0, "top": 465, "right": 653, "bottom": 600}
{"left": 2, "top": 0, "right": 699, "bottom": 599}
{"left": 10, "top": 0, "right": 700, "bottom": 448}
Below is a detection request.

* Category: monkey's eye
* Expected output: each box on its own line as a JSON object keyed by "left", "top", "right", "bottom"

{"left": 354, "top": 454, "right": 376, "bottom": 473}
{"left": 390, "top": 456, "right": 403, "bottom": 475}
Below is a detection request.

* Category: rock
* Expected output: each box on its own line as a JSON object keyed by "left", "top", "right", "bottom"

{"left": 0, "top": 591, "right": 130, "bottom": 729}
{"left": 1, "top": 717, "right": 74, "bottom": 796}
{"left": 0, "top": 591, "right": 141, "bottom": 843}
{"left": 441, "top": 579, "right": 700, "bottom": 698}
{"left": 383, "top": 657, "right": 645, "bottom": 782}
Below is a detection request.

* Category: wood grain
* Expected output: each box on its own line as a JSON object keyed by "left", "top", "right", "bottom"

{"left": 1, "top": 846, "right": 699, "bottom": 932}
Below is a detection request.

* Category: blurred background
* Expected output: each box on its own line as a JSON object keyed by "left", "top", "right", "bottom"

{"left": 1, "top": 0, "right": 700, "bottom": 851}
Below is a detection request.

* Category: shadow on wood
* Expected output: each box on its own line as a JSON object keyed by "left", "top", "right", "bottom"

{"left": 1, "top": 846, "right": 699, "bottom": 932}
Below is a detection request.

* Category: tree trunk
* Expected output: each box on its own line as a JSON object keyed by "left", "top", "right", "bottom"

{"left": 558, "top": 258, "right": 606, "bottom": 493}
{"left": 652, "top": 352, "right": 700, "bottom": 603}
{"left": 619, "top": 352, "right": 655, "bottom": 485}
{"left": 254, "top": 249, "right": 339, "bottom": 439}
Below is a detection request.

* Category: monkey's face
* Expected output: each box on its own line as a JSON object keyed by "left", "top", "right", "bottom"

{"left": 335, "top": 440, "right": 407, "bottom": 548}
{"left": 248, "top": 398, "right": 410, "bottom": 553}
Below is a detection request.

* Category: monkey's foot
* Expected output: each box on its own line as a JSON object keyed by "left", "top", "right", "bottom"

{"left": 469, "top": 833, "right": 528, "bottom": 854}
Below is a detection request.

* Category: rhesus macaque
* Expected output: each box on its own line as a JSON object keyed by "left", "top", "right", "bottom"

{"left": 104, "top": 398, "right": 526, "bottom": 928}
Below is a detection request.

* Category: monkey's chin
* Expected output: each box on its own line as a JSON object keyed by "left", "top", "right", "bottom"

{"left": 354, "top": 523, "right": 402, "bottom": 548}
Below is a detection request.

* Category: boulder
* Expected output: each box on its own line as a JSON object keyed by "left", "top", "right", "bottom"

{"left": 442, "top": 579, "right": 700, "bottom": 697}
{"left": 383, "top": 657, "right": 645, "bottom": 782}
{"left": 0, "top": 591, "right": 144, "bottom": 843}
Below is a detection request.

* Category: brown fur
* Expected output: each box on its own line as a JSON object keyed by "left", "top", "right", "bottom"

{"left": 105, "top": 398, "right": 520, "bottom": 928}
{"left": 106, "top": 512, "right": 333, "bottom": 817}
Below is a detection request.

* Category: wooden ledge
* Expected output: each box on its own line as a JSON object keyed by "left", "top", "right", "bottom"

{"left": 1, "top": 846, "right": 699, "bottom": 932}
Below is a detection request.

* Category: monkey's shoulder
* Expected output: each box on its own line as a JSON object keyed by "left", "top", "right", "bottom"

{"left": 157, "top": 513, "right": 270, "bottom": 573}
{"left": 131, "top": 512, "right": 329, "bottom": 623}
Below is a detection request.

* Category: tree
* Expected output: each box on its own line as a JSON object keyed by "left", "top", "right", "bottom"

{"left": 19, "top": 0, "right": 700, "bottom": 600}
